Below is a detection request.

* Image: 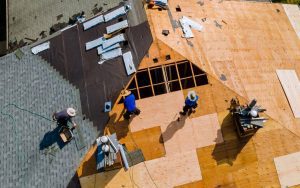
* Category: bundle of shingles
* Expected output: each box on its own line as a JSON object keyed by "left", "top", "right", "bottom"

{"left": 96, "top": 133, "right": 130, "bottom": 171}
{"left": 83, "top": 5, "right": 136, "bottom": 76}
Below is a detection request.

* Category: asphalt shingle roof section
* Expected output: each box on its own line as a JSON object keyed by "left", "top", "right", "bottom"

{"left": 8, "top": 0, "right": 124, "bottom": 43}
{"left": 0, "top": 47, "right": 97, "bottom": 188}
{"left": 38, "top": 0, "right": 153, "bottom": 133}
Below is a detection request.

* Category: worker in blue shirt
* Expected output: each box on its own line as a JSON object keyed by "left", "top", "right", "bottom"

{"left": 121, "top": 90, "right": 141, "bottom": 120}
{"left": 180, "top": 90, "right": 199, "bottom": 116}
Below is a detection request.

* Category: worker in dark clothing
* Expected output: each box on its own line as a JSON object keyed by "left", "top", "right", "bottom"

{"left": 52, "top": 107, "right": 77, "bottom": 128}
{"left": 121, "top": 90, "right": 141, "bottom": 120}
{"left": 180, "top": 90, "right": 199, "bottom": 116}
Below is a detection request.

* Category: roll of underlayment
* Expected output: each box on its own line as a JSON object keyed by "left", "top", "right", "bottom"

{"left": 118, "top": 144, "right": 129, "bottom": 171}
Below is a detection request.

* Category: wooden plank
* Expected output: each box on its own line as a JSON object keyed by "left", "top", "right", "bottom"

{"left": 276, "top": 70, "right": 300, "bottom": 118}
{"left": 283, "top": 4, "right": 300, "bottom": 39}
{"left": 274, "top": 151, "right": 300, "bottom": 187}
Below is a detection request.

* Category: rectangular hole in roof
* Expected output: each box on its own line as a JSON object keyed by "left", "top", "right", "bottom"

{"left": 195, "top": 75, "right": 209, "bottom": 86}
{"left": 137, "top": 70, "right": 150, "bottom": 87}
{"left": 139, "top": 86, "right": 153, "bottom": 99}
{"left": 177, "top": 62, "right": 192, "bottom": 78}
{"left": 154, "top": 84, "right": 167, "bottom": 96}
{"left": 181, "top": 77, "right": 195, "bottom": 89}
{"left": 169, "top": 81, "right": 181, "bottom": 92}
{"left": 191, "top": 63, "right": 205, "bottom": 75}
{"left": 165, "top": 65, "right": 178, "bottom": 81}
{"left": 150, "top": 67, "right": 164, "bottom": 84}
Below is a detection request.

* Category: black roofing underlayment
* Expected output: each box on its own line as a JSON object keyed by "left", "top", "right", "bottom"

{"left": 39, "top": 2, "right": 153, "bottom": 133}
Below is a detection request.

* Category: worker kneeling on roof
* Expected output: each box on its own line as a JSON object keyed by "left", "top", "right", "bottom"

{"left": 180, "top": 90, "right": 199, "bottom": 116}
{"left": 121, "top": 90, "right": 141, "bottom": 120}
{"left": 52, "top": 107, "right": 77, "bottom": 129}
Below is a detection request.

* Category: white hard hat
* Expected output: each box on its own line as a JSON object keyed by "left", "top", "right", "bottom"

{"left": 102, "top": 144, "right": 110, "bottom": 152}
{"left": 100, "top": 136, "right": 108, "bottom": 143}
{"left": 67, "top": 108, "right": 76, "bottom": 117}
{"left": 250, "top": 109, "right": 258, "bottom": 117}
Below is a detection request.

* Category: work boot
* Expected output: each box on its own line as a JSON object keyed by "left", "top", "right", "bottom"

{"left": 179, "top": 111, "right": 186, "bottom": 116}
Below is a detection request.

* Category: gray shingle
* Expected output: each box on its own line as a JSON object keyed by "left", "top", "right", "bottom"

{"left": 0, "top": 47, "right": 97, "bottom": 188}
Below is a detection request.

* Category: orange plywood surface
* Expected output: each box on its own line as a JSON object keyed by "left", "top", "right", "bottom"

{"left": 145, "top": 150, "right": 202, "bottom": 187}
{"left": 129, "top": 91, "right": 185, "bottom": 132}
{"left": 119, "top": 126, "right": 166, "bottom": 161}
{"left": 77, "top": 145, "right": 97, "bottom": 178}
{"left": 146, "top": 0, "right": 300, "bottom": 136}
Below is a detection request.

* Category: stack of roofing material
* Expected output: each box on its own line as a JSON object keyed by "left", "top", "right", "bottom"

{"left": 96, "top": 134, "right": 121, "bottom": 171}
{"left": 83, "top": 6, "right": 136, "bottom": 75}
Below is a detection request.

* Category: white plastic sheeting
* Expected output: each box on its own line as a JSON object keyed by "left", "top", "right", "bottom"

{"left": 104, "top": 6, "right": 127, "bottom": 22}
{"left": 31, "top": 41, "right": 50, "bottom": 54}
{"left": 98, "top": 48, "right": 123, "bottom": 65}
{"left": 97, "top": 43, "right": 120, "bottom": 55}
{"left": 122, "top": 51, "right": 136, "bottom": 75}
{"left": 179, "top": 16, "right": 203, "bottom": 38}
{"left": 85, "top": 37, "right": 105, "bottom": 50}
{"left": 102, "top": 34, "right": 125, "bottom": 49}
{"left": 83, "top": 15, "right": 104, "bottom": 30}
{"left": 106, "top": 20, "right": 129, "bottom": 34}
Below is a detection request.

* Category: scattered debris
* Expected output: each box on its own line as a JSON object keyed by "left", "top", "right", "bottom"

{"left": 69, "top": 11, "right": 85, "bottom": 25}
{"left": 162, "top": 29, "right": 170, "bottom": 36}
{"left": 214, "top": 20, "right": 222, "bottom": 29}
{"left": 39, "top": 31, "right": 47, "bottom": 39}
{"left": 15, "top": 49, "right": 24, "bottom": 60}
{"left": 167, "top": 8, "right": 178, "bottom": 31}
{"left": 202, "top": 18, "right": 207, "bottom": 22}
{"left": 24, "top": 37, "right": 38, "bottom": 43}
{"left": 92, "top": 6, "right": 103, "bottom": 15}
{"left": 187, "top": 40, "right": 194, "bottom": 47}
{"left": 56, "top": 14, "right": 63, "bottom": 21}
{"left": 220, "top": 74, "right": 227, "bottom": 81}
{"left": 276, "top": 9, "right": 280, "bottom": 13}
{"left": 179, "top": 16, "right": 203, "bottom": 38}
{"left": 175, "top": 5, "right": 181, "bottom": 12}
{"left": 146, "top": 0, "right": 168, "bottom": 10}
{"left": 8, "top": 39, "right": 27, "bottom": 52}
{"left": 197, "top": 1, "right": 204, "bottom": 6}
{"left": 31, "top": 41, "right": 50, "bottom": 54}
{"left": 50, "top": 22, "right": 68, "bottom": 34}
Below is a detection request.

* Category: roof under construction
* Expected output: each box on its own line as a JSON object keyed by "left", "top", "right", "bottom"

{"left": 1, "top": 0, "right": 300, "bottom": 187}
{"left": 78, "top": 0, "right": 300, "bottom": 187}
